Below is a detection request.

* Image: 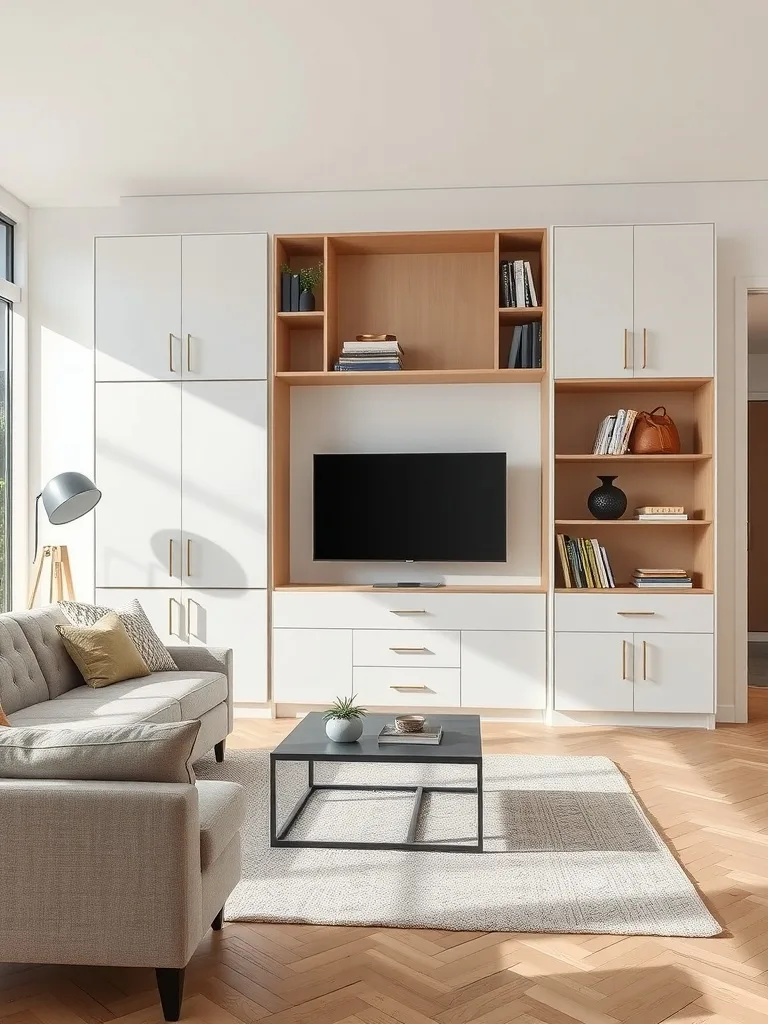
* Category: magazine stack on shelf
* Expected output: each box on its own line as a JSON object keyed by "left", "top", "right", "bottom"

{"left": 633, "top": 505, "right": 688, "bottom": 521}
{"left": 556, "top": 534, "right": 616, "bottom": 589}
{"left": 631, "top": 569, "right": 693, "bottom": 589}
{"left": 592, "top": 409, "right": 638, "bottom": 455}
{"left": 334, "top": 334, "right": 403, "bottom": 372}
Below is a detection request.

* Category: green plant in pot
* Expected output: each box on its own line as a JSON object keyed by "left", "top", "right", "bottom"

{"left": 323, "top": 694, "right": 367, "bottom": 743}
{"left": 298, "top": 262, "right": 323, "bottom": 312}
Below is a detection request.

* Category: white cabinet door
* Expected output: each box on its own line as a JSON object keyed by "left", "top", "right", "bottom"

{"left": 95, "top": 235, "right": 181, "bottom": 383}
{"left": 633, "top": 224, "right": 714, "bottom": 378}
{"left": 633, "top": 632, "right": 714, "bottom": 713}
{"left": 95, "top": 383, "right": 182, "bottom": 587}
{"left": 181, "top": 381, "right": 267, "bottom": 588}
{"left": 554, "top": 226, "right": 634, "bottom": 379}
{"left": 273, "top": 629, "right": 352, "bottom": 705}
{"left": 461, "top": 631, "right": 546, "bottom": 709}
{"left": 181, "top": 234, "right": 268, "bottom": 380}
{"left": 186, "top": 589, "right": 268, "bottom": 703}
{"left": 95, "top": 588, "right": 184, "bottom": 645}
{"left": 554, "top": 632, "right": 634, "bottom": 711}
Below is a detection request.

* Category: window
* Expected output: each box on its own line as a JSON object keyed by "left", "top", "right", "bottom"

{"left": 0, "top": 216, "right": 12, "bottom": 283}
{"left": 0, "top": 214, "right": 12, "bottom": 610}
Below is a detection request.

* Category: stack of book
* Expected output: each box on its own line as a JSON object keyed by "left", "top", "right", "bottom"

{"left": 631, "top": 569, "right": 693, "bottom": 589}
{"left": 334, "top": 335, "right": 403, "bottom": 372}
{"left": 557, "top": 535, "right": 616, "bottom": 589}
{"left": 507, "top": 322, "right": 542, "bottom": 368}
{"left": 499, "top": 260, "right": 538, "bottom": 307}
{"left": 592, "top": 409, "right": 638, "bottom": 455}
{"left": 633, "top": 505, "right": 688, "bottom": 521}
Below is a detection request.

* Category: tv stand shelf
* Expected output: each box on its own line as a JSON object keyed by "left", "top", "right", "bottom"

{"left": 274, "top": 584, "right": 546, "bottom": 594}
{"left": 275, "top": 368, "right": 544, "bottom": 387}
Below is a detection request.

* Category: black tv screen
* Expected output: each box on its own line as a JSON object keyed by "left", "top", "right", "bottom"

{"left": 313, "top": 452, "right": 507, "bottom": 562}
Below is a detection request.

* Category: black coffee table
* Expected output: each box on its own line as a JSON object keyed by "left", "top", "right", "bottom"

{"left": 269, "top": 712, "right": 483, "bottom": 853}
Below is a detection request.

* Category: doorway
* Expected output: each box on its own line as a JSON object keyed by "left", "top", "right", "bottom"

{"left": 747, "top": 294, "right": 768, "bottom": 687}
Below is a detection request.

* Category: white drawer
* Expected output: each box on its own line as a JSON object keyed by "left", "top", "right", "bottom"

{"left": 555, "top": 594, "right": 713, "bottom": 634}
{"left": 353, "top": 630, "right": 460, "bottom": 668}
{"left": 272, "top": 628, "right": 351, "bottom": 704}
{"left": 353, "top": 667, "right": 461, "bottom": 707}
{"left": 273, "top": 592, "right": 545, "bottom": 631}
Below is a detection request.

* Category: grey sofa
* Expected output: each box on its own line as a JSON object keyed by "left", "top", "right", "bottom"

{"left": 0, "top": 605, "right": 242, "bottom": 1021}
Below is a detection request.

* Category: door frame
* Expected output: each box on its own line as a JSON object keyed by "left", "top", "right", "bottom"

{"left": 735, "top": 278, "right": 768, "bottom": 722}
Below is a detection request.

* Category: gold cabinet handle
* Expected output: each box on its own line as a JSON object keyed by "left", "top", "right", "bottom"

{"left": 186, "top": 333, "right": 192, "bottom": 372}
{"left": 623, "top": 329, "right": 630, "bottom": 370}
{"left": 389, "top": 646, "right": 429, "bottom": 653}
{"left": 622, "top": 639, "right": 629, "bottom": 680}
{"left": 616, "top": 611, "right": 656, "bottom": 617}
{"left": 186, "top": 538, "right": 192, "bottom": 577}
{"left": 187, "top": 598, "right": 195, "bottom": 639}
{"left": 168, "top": 597, "right": 175, "bottom": 636}
{"left": 169, "top": 333, "right": 176, "bottom": 372}
{"left": 389, "top": 684, "right": 428, "bottom": 691}
{"left": 643, "top": 640, "right": 648, "bottom": 680}
{"left": 390, "top": 609, "right": 427, "bottom": 615}
{"left": 168, "top": 538, "right": 174, "bottom": 577}
{"left": 642, "top": 328, "right": 648, "bottom": 369}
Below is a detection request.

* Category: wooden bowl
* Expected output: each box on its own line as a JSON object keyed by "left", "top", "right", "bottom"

{"left": 394, "top": 714, "right": 426, "bottom": 734}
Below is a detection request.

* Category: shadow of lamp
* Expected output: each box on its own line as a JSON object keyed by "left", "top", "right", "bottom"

{"left": 28, "top": 472, "right": 102, "bottom": 608}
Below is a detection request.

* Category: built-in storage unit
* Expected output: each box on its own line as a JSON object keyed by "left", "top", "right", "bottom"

{"left": 94, "top": 232, "right": 269, "bottom": 703}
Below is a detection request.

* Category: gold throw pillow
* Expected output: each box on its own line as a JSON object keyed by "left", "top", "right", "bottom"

{"left": 0, "top": 703, "right": 9, "bottom": 727}
{"left": 56, "top": 611, "right": 150, "bottom": 688}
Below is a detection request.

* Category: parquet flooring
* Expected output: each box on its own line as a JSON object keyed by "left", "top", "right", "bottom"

{"left": 6, "top": 691, "right": 768, "bottom": 1024}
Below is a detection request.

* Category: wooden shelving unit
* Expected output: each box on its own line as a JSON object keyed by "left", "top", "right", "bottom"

{"left": 553, "top": 377, "right": 715, "bottom": 592}
{"left": 271, "top": 228, "right": 549, "bottom": 592}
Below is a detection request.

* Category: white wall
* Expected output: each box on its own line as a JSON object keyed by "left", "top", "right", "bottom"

{"left": 28, "top": 177, "right": 763, "bottom": 719}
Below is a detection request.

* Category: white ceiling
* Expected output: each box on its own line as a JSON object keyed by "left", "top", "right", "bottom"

{"left": 2, "top": 0, "right": 768, "bottom": 207}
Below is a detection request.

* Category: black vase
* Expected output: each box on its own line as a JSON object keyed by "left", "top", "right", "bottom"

{"left": 587, "top": 475, "right": 627, "bottom": 520}
{"left": 299, "top": 289, "right": 315, "bottom": 312}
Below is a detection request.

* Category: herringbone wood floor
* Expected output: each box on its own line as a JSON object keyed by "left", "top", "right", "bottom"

{"left": 6, "top": 693, "right": 768, "bottom": 1024}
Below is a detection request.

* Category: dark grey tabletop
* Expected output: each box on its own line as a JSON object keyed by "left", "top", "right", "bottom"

{"left": 271, "top": 712, "right": 482, "bottom": 762}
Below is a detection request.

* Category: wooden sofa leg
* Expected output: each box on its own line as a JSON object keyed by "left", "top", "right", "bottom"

{"left": 212, "top": 906, "right": 224, "bottom": 931}
{"left": 214, "top": 740, "right": 225, "bottom": 763}
{"left": 156, "top": 967, "right": 185, "bottom": 1022}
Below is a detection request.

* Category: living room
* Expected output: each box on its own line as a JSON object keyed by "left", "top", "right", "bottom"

{"left": 0, "top": 2, "right": 766, "bottom": 1022}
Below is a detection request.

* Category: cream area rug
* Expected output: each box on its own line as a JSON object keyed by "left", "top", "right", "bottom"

{"left": 196, "top": 750, "right": 720, "bottom": 937}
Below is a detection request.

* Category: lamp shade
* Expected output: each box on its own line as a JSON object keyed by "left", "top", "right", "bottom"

{"left": 41, "top": 472, "right": 101, "bottom": 526}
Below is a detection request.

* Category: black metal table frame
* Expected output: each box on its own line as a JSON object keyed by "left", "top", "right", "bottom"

{"left": 269, "top": 753, "right": 484, "bottom": 854}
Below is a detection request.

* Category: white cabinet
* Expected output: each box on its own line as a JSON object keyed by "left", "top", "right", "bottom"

{"left": 95, "top": 235, "right": 181, "bottom": 384}
{"left": 633, "top": 633, "right": 714, "bottom": 714}
{"left": 181, "top": 234, "right": 267, "bottom": 380}
{"left": 273, "top": 629, "right": 352, "bottom": 705}
{"left": 461, "top": 631, "right": 546, "bottom": 709}
{"left": 95, "top": 587, "right": 268, "bottom": 703}
{"left": 353, "top": 630, "right": 461, "bottom": 668}
{"left": 554, "top": 632, "right": 634, "bottom": 712}
{"left": 96, "top": 233, "right": 267, "bottom": 383}
{"left": 633, "top": 225, "right": 714, "bottom": 378}
{"left": 95, "top": 383, "right": 182, "bottom": 588}
{"left": 554, "top": 223, "right": 714, "bottom": 380}
{"left": 353, "top": 668, "right": 461, "bottom": 707}
{"left": 554, "top": 593, "right": 714, "bottom": 634}
{"left": 554, "top": 226, "right": 634, "bottom": 380}
{"left": 181, "top": 381, "right": 267, "bottom": 588}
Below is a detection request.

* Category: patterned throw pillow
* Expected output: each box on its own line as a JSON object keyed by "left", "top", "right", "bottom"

{"left": 0, "top": 703, "right": 9, "bottom": 727}
{"left": 59, "top": 599, "right": 178, "bottom": 672}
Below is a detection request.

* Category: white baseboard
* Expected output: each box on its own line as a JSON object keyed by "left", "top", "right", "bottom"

{"left": 716, "top": 703, "right": 747, "bottom": 723}
{"left": 233, "top": 704, "right": 274, "bottom": 720}
{"left": 548, "top": 710, "right": 716, "bottom": 730}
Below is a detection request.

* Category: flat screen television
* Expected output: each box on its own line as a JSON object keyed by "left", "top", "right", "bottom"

{"left": 313, "top": 452, "right": 507, "bottom": 562}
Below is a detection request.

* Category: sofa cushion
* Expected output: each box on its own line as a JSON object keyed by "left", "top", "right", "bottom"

{"left": 0, "top": 618, "right": 50, "bottom": 714}
{"left": 56, "top": 613, "right": 150, "bottom": 688}
{"left": 0, "top": 720, "right": 200, "bottom": 783}
{"left": 54, "top": 671, "right": 227, "bottom": 721}
{"left": 8, "top": 694, "right": 180, "bottom": 728}
{"left": 60, "top": 599, "right": 178, "bottom": 672}
{"left": 197, "top": 780, "right": 246, "bottom": 867}
{"left": 9, "top": 606, "right": 82, "bottom": 698}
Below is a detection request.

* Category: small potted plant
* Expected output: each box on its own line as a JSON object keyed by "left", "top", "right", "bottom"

{"left": 298, "top": 262, "right": 323, "bottom": 312}
{"left": 323, "top": 694, "right": 367, "bottom": 743}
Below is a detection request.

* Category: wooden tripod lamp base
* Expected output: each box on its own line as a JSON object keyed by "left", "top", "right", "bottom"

{"left": 27, "top": 545, "right": 76, "bottom": 608}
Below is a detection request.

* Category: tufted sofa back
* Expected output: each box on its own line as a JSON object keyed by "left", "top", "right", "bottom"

{"left": 0, "top": 606, "right": 81, "bottom": 711}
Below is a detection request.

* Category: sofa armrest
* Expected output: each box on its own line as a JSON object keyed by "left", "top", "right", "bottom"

{"left": 0, "top": 779, "right": 202, "bottom": 969}
{"left": 167, "top": 646, "right": 234, "bottom": 731}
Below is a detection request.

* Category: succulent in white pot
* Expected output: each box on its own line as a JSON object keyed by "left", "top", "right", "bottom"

{"left": 323, "top": 694, "right": 367, "bottom": 743}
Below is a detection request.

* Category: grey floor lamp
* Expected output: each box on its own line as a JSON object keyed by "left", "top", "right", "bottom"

{"left": 28, "top": 472, "right": 102, "bottom": 608}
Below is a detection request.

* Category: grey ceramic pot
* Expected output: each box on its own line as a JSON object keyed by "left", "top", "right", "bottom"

{"left": 325, "top": 717, "right": 363, "bottom": 743}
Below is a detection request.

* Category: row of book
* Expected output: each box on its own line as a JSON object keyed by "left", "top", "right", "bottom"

{"left": 634, "top": 505, "right": 688, "bottom": 522}
{"left": 499, "top": 260, "right": 538, "bottom": 308}
{"left": 632, "top": 569, "right": 692, "bottom": 589}
{"left": 333, "top": 335, "right": 403, "bottom": 372}
{"left": 507, "top": 322, "right": 542, "bottom": 369}
{"left": 592, "top": 410, "right": 638, "bottom": 455}
{"left": 557, "top": 535, "right": 616, "bottom": 589}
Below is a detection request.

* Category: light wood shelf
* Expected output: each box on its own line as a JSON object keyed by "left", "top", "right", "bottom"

{"left": 554, "top": 587, "right": 713, "bottom": 595}
{"left": 555, "top": 377, "right": 712, "bottom": 394}
{"left": 498, "top": 306, "right": 543, "bottom": 322}
{"left": 555, "top": 453, "right": 712, "bottom": 463}
{"left": 276, "top": 311, "right": 324, "bottom": 328}
{"left": 555, "top": 519, "right": 712, "bottom": 527}
{"left": 275, "top": 584, "right": 546, "bottom": 593}
{"left": 274, "top": 368, "right": 545, "bottom": 387}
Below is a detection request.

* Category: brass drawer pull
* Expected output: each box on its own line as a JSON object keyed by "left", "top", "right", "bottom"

{"left": 623, "top": 328, "right": 630, "bottom": 370}
{"left": 168, "top": 538, "right": 174, "bottom": 577}
{"left": 642, "top": 327, "right": 648, "bottom": 369}
{"left": 169, "top": 333, "right": 176, "bottom": 372}
{"left": 643, "top": 640, "right": 648, "bottom": 680}
{"left": 616, "top": 611, "right": 656, "bottom": 616}
{"left": 622, "top": 639, "right": 629, "bottom": 680}
{"left": 390, "top": 609, "right": 427, "bottom": 615}
{"left": 389, "top": 646, "right": 429, "bottom": 653}
{"left": 186, "top": 333, "right": 192, "bottom": 372}
{"left": 168, "top": 597, "right": 175, "bottom": 635}
{"left": 389, "top": 684, "right": 428, "bottom": 691}
{"left": 186, "top": 538, "right": 192, "bottom": 577}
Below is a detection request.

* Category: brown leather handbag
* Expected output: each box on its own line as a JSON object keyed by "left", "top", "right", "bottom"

{"left": 629, "top": 406, "right": 681, "bottom": 455}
